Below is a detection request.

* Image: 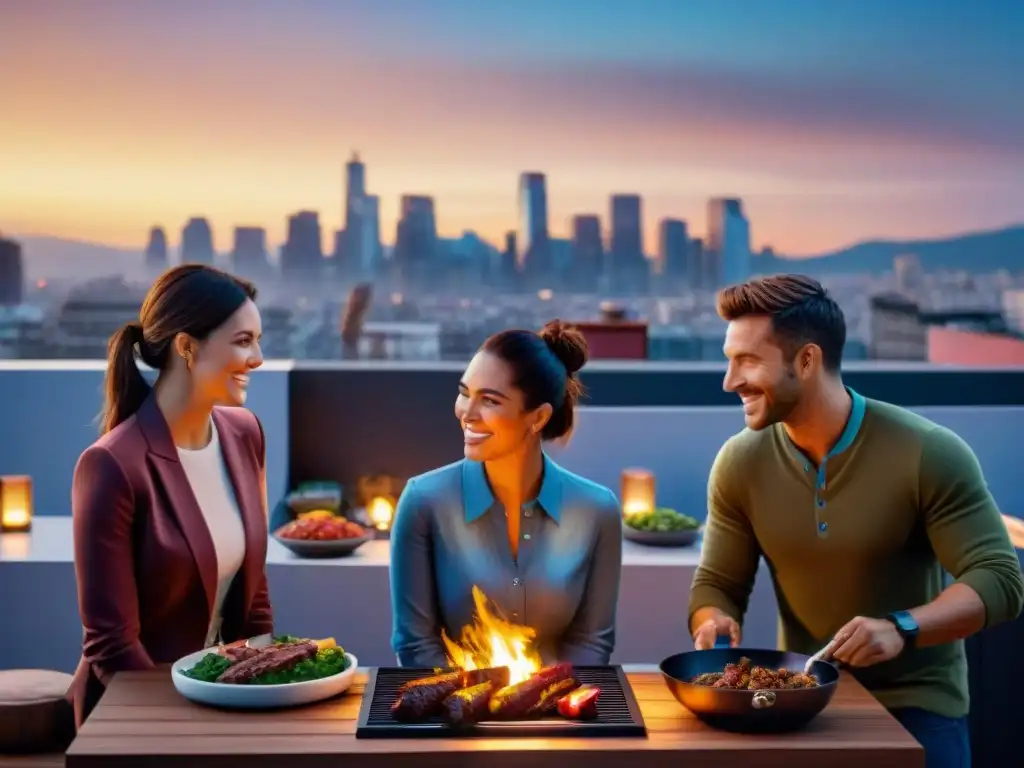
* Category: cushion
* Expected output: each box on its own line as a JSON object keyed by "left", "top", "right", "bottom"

{"left": 0, "top": 669, "right": 75, "bottom": 753}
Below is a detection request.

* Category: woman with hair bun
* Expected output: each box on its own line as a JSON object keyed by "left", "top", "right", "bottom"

{"left": 389, "top": 319, "right": 624, "bottom": 667}
{"left": 70, "top": 264, "right": 273, "bottom": 724}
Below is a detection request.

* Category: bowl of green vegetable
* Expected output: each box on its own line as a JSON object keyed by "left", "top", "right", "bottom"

{"left": 172, "top": 634, "right": 357, "bottom": 709}
{"left": 623, "top": 508, "right": 701, "bottom": 547}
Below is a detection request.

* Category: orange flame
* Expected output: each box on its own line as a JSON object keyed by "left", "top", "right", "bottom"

{"left": 442, "top": 585, "right": 542, "bottom": 685}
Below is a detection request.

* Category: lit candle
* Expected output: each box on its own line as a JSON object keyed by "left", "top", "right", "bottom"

{"left": 0, "top": 475, "right": 33, "bottom": 533}
{"left": 620, "top": 468, "right": 655, "bottom": 517}
{"left": 368, "top": 496, "right": 395, "bottom": 532}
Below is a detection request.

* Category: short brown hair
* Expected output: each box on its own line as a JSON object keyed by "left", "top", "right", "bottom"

{"left": 716, "top": 274, "right": 846, "bottom": 372}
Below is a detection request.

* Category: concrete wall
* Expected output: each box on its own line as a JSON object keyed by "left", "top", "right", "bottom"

{"left": 0, "top": 361, "right": 291, "bottom": 514}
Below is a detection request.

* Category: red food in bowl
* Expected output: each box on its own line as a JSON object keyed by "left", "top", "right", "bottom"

{"left": 276, "top": 517, "right": 367, "bottom": 541}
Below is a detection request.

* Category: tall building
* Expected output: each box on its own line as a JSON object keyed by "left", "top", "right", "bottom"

{"left": 608, "top": 194, "right": 647, "bottom": 293}
{"left": 180, "top": 217, "right": 214, "bottom": 264}
{"left": 144, "top": 226, "right": 168, "bottom": 270}
{"left": 657, "top": 218, "right": 689, "bottom": 285}
{"left": 281, "top": 211, "right": 323, "bottom": 281}
{"left": 342, "top": 152, "right": 368, "bottom": 276}
{"left": 570, "top": 215, "right": 602, "bottom": 293}
{"left": 517, "top": 172, "right": 551, "bottom": 288}
{"left": 231, "top": 227, "right": 269, "bottom": 276}
{"left": 0, "top": 236, "right": 24, "bottom": 306}
{"left": 706, "top": 197, "right": 751, "bottom": 288}
{"left": 361, "top": 194, "right": 382, "bottom": 276}
{"left": 497, "top": 231, "right": 518, "bottom": 292}
{"left": 394, "top": 195, "right": 438, "bottom": 289}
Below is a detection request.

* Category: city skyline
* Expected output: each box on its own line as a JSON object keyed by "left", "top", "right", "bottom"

{"left": 2, "top": 0, "right": 1022, "bottom": 255}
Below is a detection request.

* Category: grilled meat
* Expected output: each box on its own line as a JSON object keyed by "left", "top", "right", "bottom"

{"left": 215, "top": 642, "right": 318, "bottom": 684}
{"left": 488, "top": 663, "right": 574, "bottom": 720}
{"left": 691, "top": 656, "right": 819, "bottom": 690}
{"left": 442, "top": 681, "right": 498, "bottom": 726}
{"left": 463, "top": 666, "right": 511, "bottom": 689}
{"left": 391, "top": 676, "right": 465, "bottom": 722}
{"left": 220, "top": 645, "right": 262, "bottom": 664}
{"left": 397, "top": 666, "right": 510, "bottom": 695}
{"left": 525, "top": 678, "right": 579, "bottom": 717}
{"left": 396, "top": 670, "right": 463, "bottom": 695}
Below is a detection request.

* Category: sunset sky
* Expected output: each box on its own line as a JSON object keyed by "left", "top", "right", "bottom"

{"left": 2, "top": 0, "right": 1022, "bottom": 256}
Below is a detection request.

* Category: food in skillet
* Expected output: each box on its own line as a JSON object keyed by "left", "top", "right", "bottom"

{"left": 690, "top": 656, "right": 819, "bottom": 690}
{"left": 391, "top": 662, "right": 602, "bottom": 725}
{"left": 179, "top": 635, "right": 350, "bottom": 685}
{"left": 275, "top": 516, "right": 367, "bottom": 541}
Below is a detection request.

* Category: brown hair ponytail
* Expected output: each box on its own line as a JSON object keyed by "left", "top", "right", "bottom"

{"left": 101, "top": 322, "right": 152, "bottom": 434}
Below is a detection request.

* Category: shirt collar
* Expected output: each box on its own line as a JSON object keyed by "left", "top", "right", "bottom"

{"left": 829, "top": 387, "right": 866, "bottom": 458}
{"left": 462, "top": 454, "right": 563, "bottom": 524}
{"left": 782, "top": 386, "right": 866, "bottom": 463}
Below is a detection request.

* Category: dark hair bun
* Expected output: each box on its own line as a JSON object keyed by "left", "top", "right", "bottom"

{"left": 539, "top": 320, "right": 588, "bottom": 375}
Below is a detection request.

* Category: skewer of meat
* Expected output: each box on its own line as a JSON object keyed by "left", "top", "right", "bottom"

{"left": 488, "top": 663, "right": 574, "bottom": 720}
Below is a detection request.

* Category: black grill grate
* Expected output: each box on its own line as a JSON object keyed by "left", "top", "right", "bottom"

{"left": 356, "top": 666, "right": 647, "bottom": 738}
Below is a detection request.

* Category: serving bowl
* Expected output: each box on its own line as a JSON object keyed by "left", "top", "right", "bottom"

{"left": 172, "top": 645, "right": 359, "bottom": 709}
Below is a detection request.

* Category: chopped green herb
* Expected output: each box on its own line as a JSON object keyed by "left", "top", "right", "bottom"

{"left": 179, "top": 652, "right": 233, "bottom": 683}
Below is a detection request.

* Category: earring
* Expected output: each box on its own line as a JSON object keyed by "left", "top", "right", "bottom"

{"left": 184, "top": 352, "right": 192, "bottom": 372}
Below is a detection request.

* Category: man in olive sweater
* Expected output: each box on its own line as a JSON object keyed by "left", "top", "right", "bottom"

{"left": 689, "top": 275, "right": 1024, "bottom": 768}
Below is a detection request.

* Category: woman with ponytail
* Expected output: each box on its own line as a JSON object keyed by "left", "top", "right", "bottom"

{"left": 70, "top": 264, "right": 274, "bottom": 725}
{"left": 389, "top": 320, "right": 624, "bottom": 668}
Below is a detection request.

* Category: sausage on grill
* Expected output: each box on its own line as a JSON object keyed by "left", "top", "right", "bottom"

{"left": 488, "top": 663, "right": 574, "bottom": 720}
{"left": 442, "top": 681, "right": 498, "bottom": 726}
{"left": 391, "top": 677, "right": 464, "bottom": 722}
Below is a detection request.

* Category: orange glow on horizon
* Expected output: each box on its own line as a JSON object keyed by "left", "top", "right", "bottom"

{"left": 2, "top": 14, "right": 1019, "bottom": 256}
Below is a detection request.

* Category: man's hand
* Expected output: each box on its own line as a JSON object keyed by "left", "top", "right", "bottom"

{"left": 692, "top": 609, "right": 742, "bottom": 650}
{"left": 824, "top": 616, "right": 904, "bottom": 667}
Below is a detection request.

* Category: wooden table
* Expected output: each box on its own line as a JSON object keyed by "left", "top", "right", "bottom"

{"left": 65, "top": 667, "right": 923, "bottom": 768}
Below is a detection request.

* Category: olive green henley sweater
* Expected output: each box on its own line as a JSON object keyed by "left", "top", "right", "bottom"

{"left": 689, "top": 389, "right": 1024, "bottom": 718}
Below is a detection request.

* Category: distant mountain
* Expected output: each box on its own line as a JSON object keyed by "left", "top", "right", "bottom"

{"left": 12, "top": 235, "right": 146, "bottom": 281}
{"left": 761, "top": 225, "right": 1024, "bottom": 276}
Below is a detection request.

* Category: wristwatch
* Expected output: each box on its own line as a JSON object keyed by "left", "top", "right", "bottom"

{"left": 885, "top": 610, "right": 919, "bottom": 650}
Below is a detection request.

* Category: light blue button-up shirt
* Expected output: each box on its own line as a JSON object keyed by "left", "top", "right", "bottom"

{"left": 389, "top": 454, "right": 623, "bottom": 668}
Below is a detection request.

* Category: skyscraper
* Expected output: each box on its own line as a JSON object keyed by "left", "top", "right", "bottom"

{"left": 343, "top": 152, "right": 368, "bottom": 274}
{"left": 231, "top": 227, "right": 269, "bottom": 276}
{"left": 145, "top": 226, "right": 168, "bottom": 270}
{"left": 361, "top": 194, "right": 382, "bottom": 276}
{"left": 517, "top": 172, "right": 551, "bottom": 288}
{"left": 570, "top": 214, "right": 603, "bottom": 293}
{"left": 609, "top": 194, "right": 647, "bottom": 293}
{"left": 281, "top": 211, "right": 323, "bottom": 281}
{"left": 706, "top": 198, "right": 751, "bottom": 288}
{"left": 657, "top": 218, "right": 688, "bottom": 285}
{"left": 180, "top": 218, "right": 214, "bottom": 264}
{"left": 0, "top": 235, "right": 24, "bottom": 305}
{"left": 394, "top": 195, "right": 438, "bottom": 289}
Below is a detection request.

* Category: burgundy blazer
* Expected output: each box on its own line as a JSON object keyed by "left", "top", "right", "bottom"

{"left": 70, "top": 395, "right": 274, "bottom": 724}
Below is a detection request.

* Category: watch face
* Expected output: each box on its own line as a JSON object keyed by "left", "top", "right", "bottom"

{"left": 891, "top": 612, "right": 918, "bottom": 634}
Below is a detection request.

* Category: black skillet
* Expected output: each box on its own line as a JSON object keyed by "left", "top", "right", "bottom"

{"left": 659, "top": 639, "right": 840, "bottom": 734}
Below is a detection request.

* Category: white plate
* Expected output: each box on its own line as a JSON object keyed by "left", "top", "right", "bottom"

{"left": 171, "top": 642, "right": 359, "bottom": 709}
